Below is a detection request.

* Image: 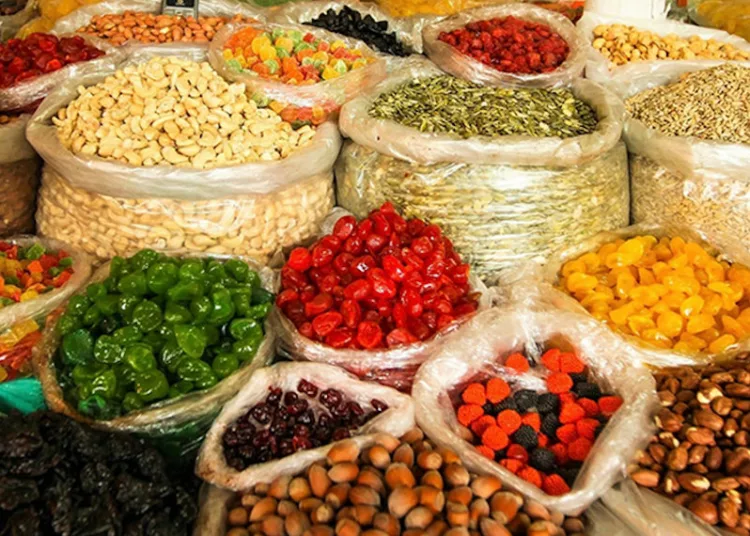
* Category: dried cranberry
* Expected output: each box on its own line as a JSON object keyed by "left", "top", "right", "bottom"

{"left": 319, "top": 388, "right": 343, "bottom": 409}
{"left": 332, "top": 428, "right": 351, "bottom": 440}
{"left": 371, "top": 399, "right": 389, "bottom": 413}
{"left": 251, "top": 403, "right": 273, "bottom": 424}
{"left": 266, "top": 387, "right": 282, "bottom": 407}
{"left": 297, "top": 379, "right": 319, "bottom": 397}
{"left": 287, "top": 247, "right": 312, "bottom": 271}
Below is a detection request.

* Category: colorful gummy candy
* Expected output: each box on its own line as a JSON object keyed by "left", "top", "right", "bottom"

{"left": 0, "top": 240, "right": 75, "bottom": 308}
{"left": 0, "top": 318, "right": 43, "bottom": 383}
{"left": 560, "top": 235, "right": 750, "bottom": 354}
{"left": 222, "top": 26, "right": 374, "bottom": 85}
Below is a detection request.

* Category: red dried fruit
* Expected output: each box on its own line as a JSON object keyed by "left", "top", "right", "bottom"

{"left": 461, "top": 383, "right": 486, "bottom": 406}
{"left": 476, "top": 445, "right": 495, "bottom": 460}
{"left": 559, "top": 352, "right": 586, "bottom": 373}
{"left": 506, "top": 444, "right": 529, "bottom": 463}
{"left": 568, "top": 437, "right": 593, "bottom": 462}
{"left": 576, "top": 418, "right": 600, "bottom": 440}
{"left": 559, "top": 403, "right": 585, "bottom": 424}
{"left": 518, "top": 466, "right": 543, "bottom": 488}
{"left": 457, "top": 404, "right": 484, "bottom": 427}
{"left": 542, "top": 474, "right": 571, "bottom": 496}
{"left": 356, "top": 320, "right": 383, "bottom": 349}
{"left": 546, "top": 372, "right": 573, "bottom": 394}
{"left": 599, "top": 396, "right": 623, "bottom": 416}
{"left": 556, "top": 424, "right": 578, "bottom": 445}
{"left": 486, "top": 378, "right": 510, "bottom": 403}
{"left": 541, "top": 348, "right": 562, "bottom": 372}
{"left": 471, "top": 415, "right": 497, "bottom": 437}
{"left": 497, "top": 409, "right": 522, "bottom": 435}
{"left": 481, "top": 426, "right": 509, "bottom": 450}
{"left": 505, "top": 352, "right": 530, "bottom": 373}
{"left": 501, "top": 458, "right": 524, "bottom": 474}
{"left": 578, "top": 398, "right": 600, "bottom": 417}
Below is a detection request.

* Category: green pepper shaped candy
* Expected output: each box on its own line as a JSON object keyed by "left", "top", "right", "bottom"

{"left": 93, "top": 335, "right": 123, "bottom": 364}
{"left": 66, "top": 295, "right": 91, "bottom": 317}
{"left": 141, "top": 331, "right": 166, "bottom": 352}
{"left": 77, "top": 383, "right": 93, "bottom": 401}
{"left": 78, "top": 394, "right": 108, "bottom": 417}
{"left": 123, "top": 392, "right": 145, "bottom": 412}
{"left": 95, "top": 295, "right": 120, "bottom": 317}
{"left": 113, "top": 326, "right": 142, "bottom": 346}
{"left": 124, "top": 343, "right": 157, "bottom": 372}
{"left": 206, "top": 260, "right": 227, "bottom": 282}
{"left": 160, "top": 340, "right": 187, "bottom": 373}
{"left": 57, "top": 314, "right": 82, "bottom": 336}
{"left": 134, "top": 370, "right": 169, "bottom": 402}
{"left": 232, "top": 294, "right": 252, "bottom": 317}
{"left": 71, "top": 363, "right": 106, "bottom": 386}
{"left": 61, "top": 329, "right": 94, "bottom": 366}
{"left": 130, "top": 249, "right": 160, "bottom": 272}
{"left": 246, "top": 270, "right": 261, "bottom": 290}
{"left": 82, "top": 305, "right": 102, "bottom": 327}
{"left": 86, "top": 283, "right": 107, "bottom": 302}
{"left": 174, "top": 324, "right": 207, "bottom": 359}
{"left": 177, "top": 358, "right": 213, "bottom": 382}
{"left": 208, "top": 288, "right": 236, "bottom": 326}
{"left": 212, "top": 353, "right": 239, "bottom": 379}
{"left": 164, "top": 302, "right": 193, "bottom": 325}
{"left": 167, "top": 280, "right": 204, "bottom": 302}
{"left": 251, "top": 287, "right": 274, "bottom": 305}
{"left": 224, "top": 259, "right": 250, "bottom": 283}
{"left": 233, "top": 336, "right": 261, "bottom": 361}
{"left": 202, "top": 325, "right": 220, "bottom": 346}
{"left": 90, "top": 369, "right": 117, "bottom": 399}
{"left": 171, "top": 380, "right": 194, "bottom": 396}
{"left": 114, "top": 363, "right": 136, "bottom": 387}
{"left": 194, "top": 372, "right": 218, "bottom": 389}
{"left": 229, "top": 318, "right": 262, "bottom": 341}
{"left": 247, "top": 303, "right": 272, "bottom": 321}
{"left": 190, "top": 296, "right": 211, "bottom": 323}
{"left": 178, "top": 259, "right": 204, "bottom": 281}
{"left": 132, "top": 300, "right": 163, "bottom": 332}
{"left": 100, "top": 316, "right": 120, "bottom": 334}
{"left": 118, "top": 272, "right": 148, "bottom": 296}
{"left": 118, "top": 294, "right": 141, "bottom": 321}
{"left": 110, "top": 256, "right": 127, "bottom": 278}
{"left": 103, "top": 276, "right": 119, "bottom": 292}
{"left": 147, "top": 262, "right": 179, "bottom": 295}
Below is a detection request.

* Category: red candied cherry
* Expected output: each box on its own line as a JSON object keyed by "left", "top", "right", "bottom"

{"left": 357, "top": 321, "right": 383, "bottom": 349}
{"left": 333, "top": 215, "right": 357, "bottom": 241}
{"left": 340, "top": 299, "right": 361, "bottom": 329}
{"left": 304, "top": 292, "right": 333, "bottom": 317}
{"left": 311, "top": 243, "right": 334, "bottom": 267}
{"left": 288, "top": 247, "right": 312, "bottom": 272}
{"left": 386, "top": 328, "right": 418, "bottom": 347}
{"left": 312, "top": 311, "right": 343, "bottom": 338}
{"left": 343, "top": 279, "right": 371, "bottom": 301}
{"left": 276, "top": 289, "right": 299, "bottom": 309}
{"left": 325, "top": 327, "right": 354, "bottom": 348}
{"left": 381, "top": 254, "right": 406, "bottom": 282}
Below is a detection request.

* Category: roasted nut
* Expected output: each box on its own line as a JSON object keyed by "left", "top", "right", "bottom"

{"left": 630, "top": 468, "right": 660, "bottom": 487}
{"left": 689, "top": 498, "right": 719, "bottom": 525}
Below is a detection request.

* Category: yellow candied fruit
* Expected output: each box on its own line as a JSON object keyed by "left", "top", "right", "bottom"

{"left": 560, "top": 233, "right": 750, "bottom": 354}
{"left": 0, "top": 366, "right": 7, "bottom": 383}
{"left": 20, "top": 291, "right": 38, "bottom": 302}
{"left": 11, "top": 319, "right": 39, "bottom": 338}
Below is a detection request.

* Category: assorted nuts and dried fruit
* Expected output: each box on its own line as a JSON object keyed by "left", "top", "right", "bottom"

{"left": 223, "top": 429, "right": 587, "bottom": 536}
{"left": 631, "top": 359, "right": 750, "bottom": 533}
{"left": 559, "top": 234, "right": 750, "bottom": 354}
{"left": 590, "top": 23, "right": 750, "bottom": 66}
{"left": 75, "top": 12, "right": 256, "bottom": 46}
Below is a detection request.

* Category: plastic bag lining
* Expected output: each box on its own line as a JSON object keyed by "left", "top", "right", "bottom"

{"left": 0, "top": 34, "right": 124, "bottom": 113}
{"left": 0, "top": 114, "right": 36, "bottom": 164}
{"left": 0, "top": 0, "right": 38, "bottom": 41}
{"left": 25, "top": 44, "right": 343, "bottom": 201}
{"left": 208, "top": 20, "right": 387, "bottom": 109}
{"left": 195, "top": 361, "right": 416, "bottom": 491}
{"left": 33, "top": 251, "right": 276, "bottom": 435}
{"left": 269, "top": 0, "right": 433, "bottom": 54}
{"left": 52, "top": 0, "right": 265, "bottom": 39}
{"left": 540, "top": 222, "right": 750, "bottom": 367}
{"left": 193, "top": 483, "right": 233, "bottom": 536}
{"left": 577, "top": 11, "right": 750, "bottom": 97}
{"left": 412, "top": 306, "right": 659, "bottom": 516}
{"left": 337, "top": 61, "right": 624, "bottom": 167}
{"left": 422, "top": 4, "right": 586, "bottom": 88}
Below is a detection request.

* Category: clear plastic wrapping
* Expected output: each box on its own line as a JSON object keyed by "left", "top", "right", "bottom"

{"left": 412, "top": 306, "right": 659, "bottom": 516}
{"left": 193, "top": 484, "right": 234, "bottom": 536}
{"left": 196, "top": 361, "right": 415, "bottom": 491}
{"left": 208, "top": 21, "right": 387, "bottom": 111}
{"left": 0, "top": 115, "right": 39, "bottom": 236}
{"left": 422, "top": 4, "right": 587, "bottom": 88}
{"left": 577, "top": 11, "right": 750, "bottom": 97}
{"left": 337, "top": 62, "right": 628, "bottom": 282}
{"left": 542, "top": 223, "right": 750, "bottom": 367}
{"left": 33, "top": 254, "right": 275, "bottom": 450}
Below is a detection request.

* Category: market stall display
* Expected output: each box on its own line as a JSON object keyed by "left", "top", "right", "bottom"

{"left": 0, "top": 410, "right": 198, "bottom": 535}
{"left": 195, "top": 429, "right": 588, "bottom": 535}
{"left": 196, "top": 362, "right": 415, "bottom": 490}
{"left": 273, "top": 204, "right": 489, "bottom": 392}
{"left": 626, "top": 64, "right": 750, "bottom": 243}
{"left": 422, "top": 4, "right": 587, "bottom": 88}
{"left": 413, "top": 307, "right": 658, "bottom": 515}
{"left": 691, "top": 0, "right": 750, "bottom": 41}
{"left": 337, "top": 63, "right": 628, "bottom": 283}
{"left": 0, "top": 113, "right": 39, "bottom": 237}
{"left": 30, "top": 46, "right": 339, "bottom": 262}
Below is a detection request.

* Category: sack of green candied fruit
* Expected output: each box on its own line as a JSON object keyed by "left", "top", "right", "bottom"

{"left": 336, "top": 61, "right": 629, "bottom": 284}
{"left": 33, "top": 249, "right": 276, "bottom": 459}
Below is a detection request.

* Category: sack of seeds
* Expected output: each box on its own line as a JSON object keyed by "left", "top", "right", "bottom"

{"left": 196, "top": 362, "right": 415, "bottom": 491}
{"left": 624, "top": 64, "right": 750, "bottom": 247}
{"left": 270, "top": 0, "right": 430, "bottom": 55}
{"left": 577, "top": 11, "right": 750, "bottom": 97}
{"left": 0, "top": 114, "right": 40, "bottom": 236}
{"left": 51, "top": 0, "right": 264, "bottom": 45}
{"left": 540, "top": 222, "right": 750, "bottom": 368}
{"left": 336, "top": 62, "right": 628, "bottom": 283}
{"left": 412, "top": 306, "right": 659, "bottom": 516}
{"left": 422, "top": 4, "right": 587, "bottom": 88}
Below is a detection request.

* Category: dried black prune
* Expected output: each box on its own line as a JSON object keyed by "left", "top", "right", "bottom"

{"left": 0, "top": 476, "right": 39, "bottom": 509}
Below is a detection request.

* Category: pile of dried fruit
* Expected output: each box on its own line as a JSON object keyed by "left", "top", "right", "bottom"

{"left": 631, "top": 359, "right": 750, "bottom": 532}
{"left": 0, "top": 318, "right": 42, "bottom": 383}
{"left": 0, "top": 33, "right": 104, "bottom": 89}
{"left": 223, "top": 429, "right": 587, "bottom": 535}
{"left": 277, "top": 202, "right": 480, "bottom": 350}
{"left": 75, "top": 12, "right": 256, "bottom": 46}
{"left": 591, "top": 23, "right": 750, "bottom": 66}
{"left": 223, "top": 379, "right": 388, "bottom": 470}
{"left": 221, "top": 27, "right": 374, "bottom": 83}
{"left": 0, "top": 411, "right": 197, "bottom": 534}
{"left": 455, "top": 349, "right": 623, "bottom": 495}
{"left": 559, "top": 234, "right": 750, "bottom": 354}
{"left": 0, "top": 240, "right": 75, "bottom": 307}
{"left": 438, "top": 16, "right": 570, "bottom": 74}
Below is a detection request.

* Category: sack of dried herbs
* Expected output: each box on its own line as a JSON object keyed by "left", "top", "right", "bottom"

{"left": 336, "top": 62, "right": 628, "bottom": 284}
{"left": 422, "top": 3, "right": 587, "bottom": 88}
{"left": 624, "top": 64, "right": 750, "bottom": 247}
{"left": 578, "top": 11, "right": 750, "bottom": 97}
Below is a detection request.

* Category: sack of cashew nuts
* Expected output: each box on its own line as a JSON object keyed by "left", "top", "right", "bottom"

{"left": 27, "top": 44, "right": 340, "bottom": 263}
{"left": 33, "top": 251, "right": 276, "bottom": 458}
{"left": 196, "top": 361, "right": 416, "bottom": 492}
{"left": 412, "top": 306, "right": 659, "bottom": 516}
{"left": 52, "top": 0, "right": 264, "bottom": 46}
{"left": 0, "top": 114, "right": 40, "bottom": 237}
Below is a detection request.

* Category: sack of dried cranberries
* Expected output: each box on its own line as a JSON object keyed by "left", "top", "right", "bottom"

{"left": 196, "top": 361, "right": 415, "bottom": 491}
{"left": 272, "top": 205, "right": 490, "bottom": 393}
{"left": 422, "top": 4, "right": 586, "bottom": 88}
{"left": 413, "top": 306, "right": 659, "bottom": 515}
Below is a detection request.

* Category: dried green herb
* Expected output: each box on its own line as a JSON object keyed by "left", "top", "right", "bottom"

{"left": 369, "top": 75, "right": 598, "bottom": 139}
{"left": 626, "top": 64, "right": 750, "bottom": 144}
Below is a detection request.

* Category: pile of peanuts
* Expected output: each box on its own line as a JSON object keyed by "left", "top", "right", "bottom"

{"left": 224, "top": 429, "right": 586, "bottom": 536}
{"left": 75, "top": 12, "right": 256, "bottom": 46}
{"left": 53, "top": 56, "right": 316, "bottom": 169}
{"left": 591, "top": 24, "right": 750, "bottom": 66}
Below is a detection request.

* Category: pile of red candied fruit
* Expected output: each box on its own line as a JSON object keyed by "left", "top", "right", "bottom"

{"left": 455, "top": 349, "right": 623, "bottom": 496}
{"left": 438, "top": 16, "right": 569, "bottom": 75}
{"left": 0, "top": 33, "right": 104, "bottom": 89}
{"left": 223, "top": 379, "right": 388, "bottom": 471}
{"left": 277, "top": 202, "right": 480, "bottom": 350}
